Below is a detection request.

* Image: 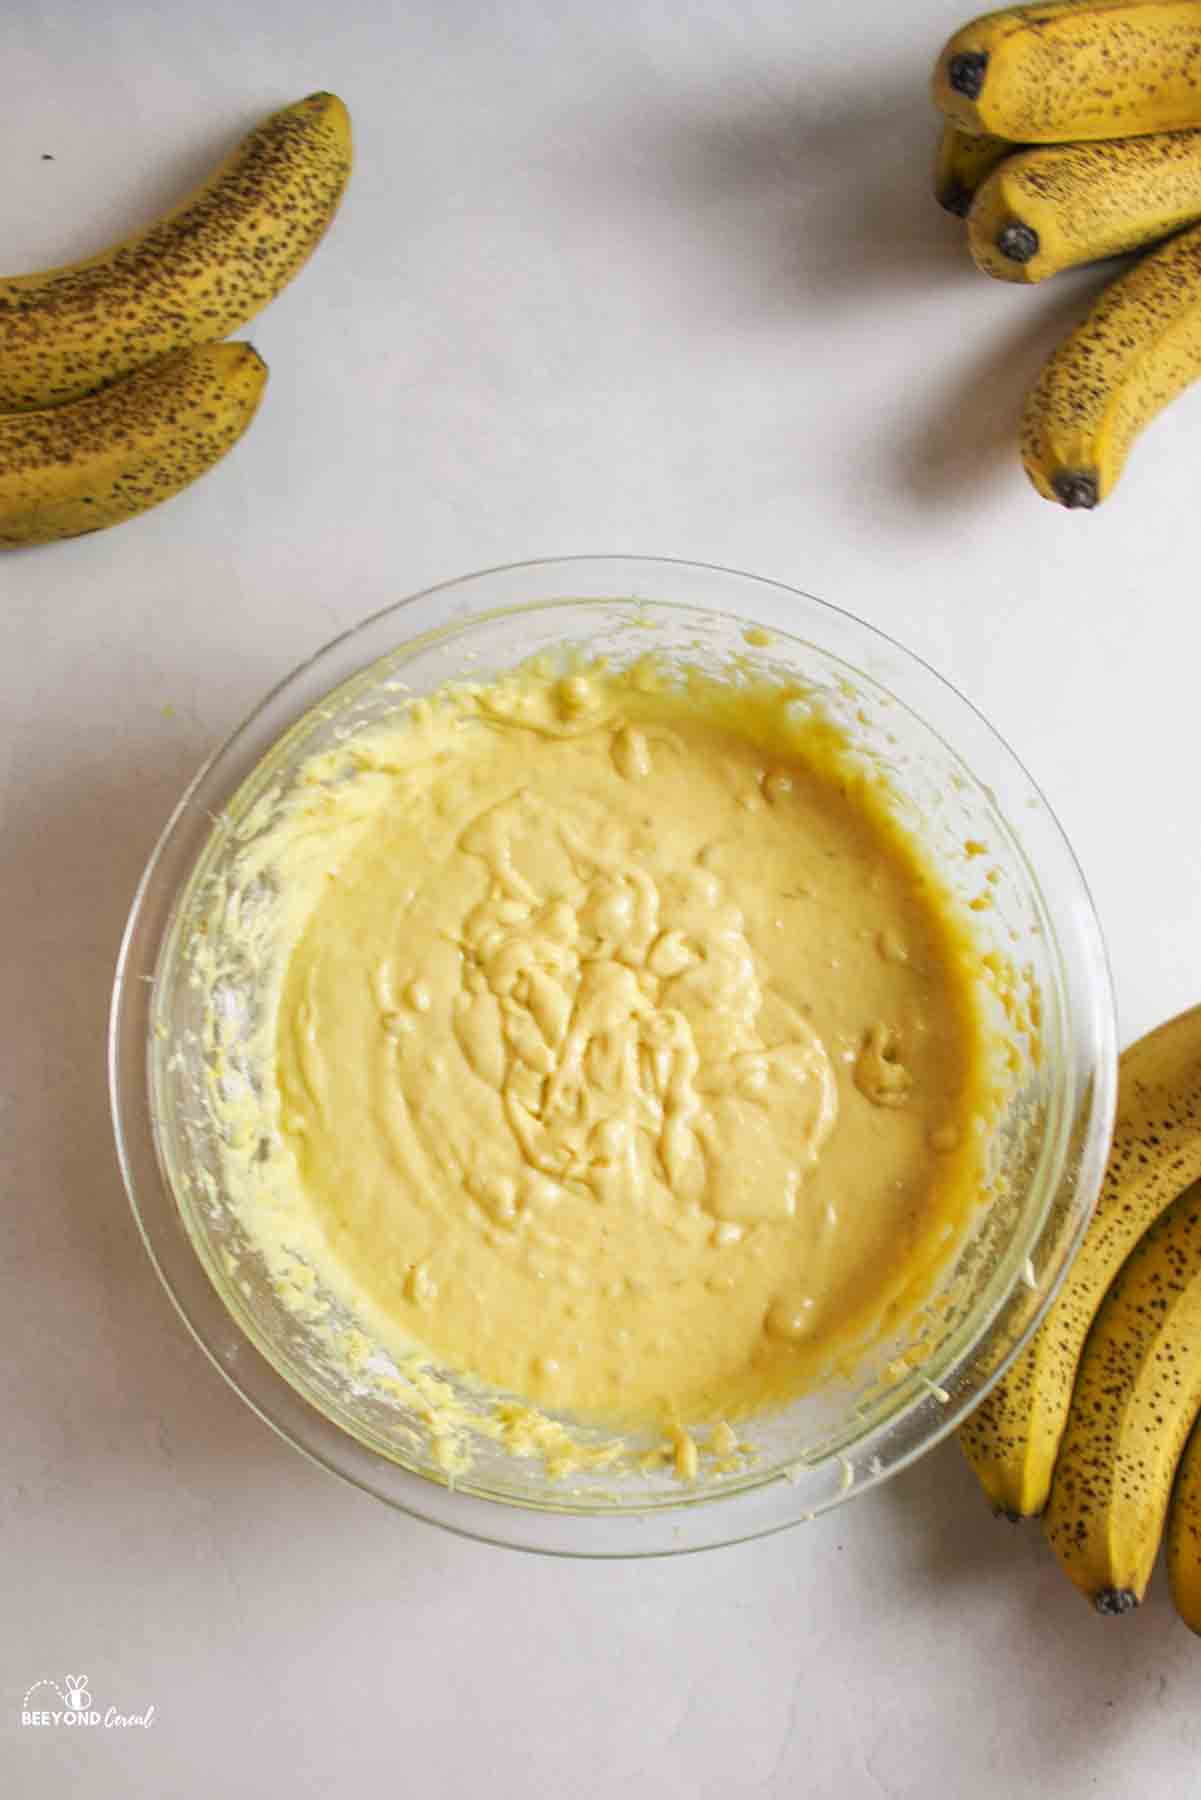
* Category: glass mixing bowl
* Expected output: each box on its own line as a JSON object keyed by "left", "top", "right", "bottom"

{"left": 110, "top": 556, "right": 1116, "bottom": 1555}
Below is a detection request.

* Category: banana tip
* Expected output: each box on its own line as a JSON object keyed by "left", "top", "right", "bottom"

{"left": 948, "top": 51, "right": 988, "bottom": 101}
{"left": 1052, "top": 472, "right": 1100, "bottom": 511}
{"left": 1094, "top": 1587, "right": 1139, "bottom": 1617}
{"left": 938, "top": 185, "right": 973, "bottom": 219}
{"left": 997, "top": 222, "right": 1039, "bottom": 265}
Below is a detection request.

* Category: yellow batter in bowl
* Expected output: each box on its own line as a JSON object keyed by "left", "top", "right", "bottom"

{"left": 213, "top": 654, "right": 997, "bottom": 1464}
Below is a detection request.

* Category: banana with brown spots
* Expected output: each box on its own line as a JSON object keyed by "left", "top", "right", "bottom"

{"left": 959, "top": 1005, "right": 1201, "bottom": 1518}
{"left": 0, "top": 92, "right": 349, "bottom": 412}
{"left": 968, "top": 131, "right": 1201, "bottom": 284}
{"left": 0, "top": 342, "right": 267, "bottom": 547}
{"left": 933, "top": 2, "right": 1201, "bottom": 144}
{"left": 1021, "top": 216, "right": 1201, "bottom": 506}
{"left": 1044, "top": 1180, "right": 1201, "bottom": 1613}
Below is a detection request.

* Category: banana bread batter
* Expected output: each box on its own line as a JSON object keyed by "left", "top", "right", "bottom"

{"left": 240, "top": 659, "right": 991, "bottom": 1437}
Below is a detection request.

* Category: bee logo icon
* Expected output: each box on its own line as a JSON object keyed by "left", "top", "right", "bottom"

{"left": 63, "top": 1676, "right": 91, "bottom": 1711}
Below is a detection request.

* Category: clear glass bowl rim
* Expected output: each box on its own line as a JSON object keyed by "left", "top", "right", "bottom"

{"left": 109, "top": 554, "right": 1118, "bottom": 1557}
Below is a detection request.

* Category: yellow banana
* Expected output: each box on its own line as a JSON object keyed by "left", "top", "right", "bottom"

{"left": 959, "top": 1005, "right": 1201, "bottom": 1519}
{"left": 1167, "top": 1411, "right": 1201, "bottom": 1635}
{"left": 1043, "top": 1181, "right": 1201, "bottom": 1613}
{"left": 934, "top": 123, "right": 1017, "bottom": 217}
{"left": 969, "top": 131, "right": 1201, "bottom": 283}
{"left": 1021, "top": 219, "right": 1201, "bottom": 506}
{"left": 933, "top": 1, "right": 1201, "bottom": 143}
{"left": 0, "top": 92, "right": 349, "bottom": 412}
{"left": 0, "top": 342, "right": 267, "bottom": 547}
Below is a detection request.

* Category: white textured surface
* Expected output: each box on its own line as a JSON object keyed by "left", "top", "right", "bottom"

{"left": 4, "top": 0, "right": 1201, "bottom": 1792}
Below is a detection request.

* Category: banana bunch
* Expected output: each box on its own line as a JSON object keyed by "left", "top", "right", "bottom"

{"left": 959, "top": 1005, "right": 1201, "bottom": 1628}
{"left": 0, "top": 91, "right": 351, "bottom": 546}
{"left": 932, "top": 3, "right": 1201, "bottom": 506}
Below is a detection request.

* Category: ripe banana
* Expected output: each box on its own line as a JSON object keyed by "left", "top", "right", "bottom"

{"left": 0, "top": 92, "right": 349, "bottom": 413}
{"left": 933, "top": 1, "right": 1201, "bottom": 143}
{"left": 968, "top": 131, "right": 1201, "bottom": 283}
{"left": 1167, "top": 1411, "right": 1201, "bottom": 1635}
{"left": 959, "top": 1005, "right": 1201, "bottom": 1519}
{"left": 0, "top": 342, "right": 267, "bottom": 547}
{"left": 934, "top": 123, "right": 1016, "bottom": 217}
{"left": 1020, "top": 219, "right": 1201, "bottom": 506}
{"left": 1043, "top": 1181, "right": 1201, "bottom": 1613}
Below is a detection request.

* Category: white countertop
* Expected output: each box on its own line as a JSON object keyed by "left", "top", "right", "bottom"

{"left": 5, "top": 0, "right": 1201, "bottom": 1792}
